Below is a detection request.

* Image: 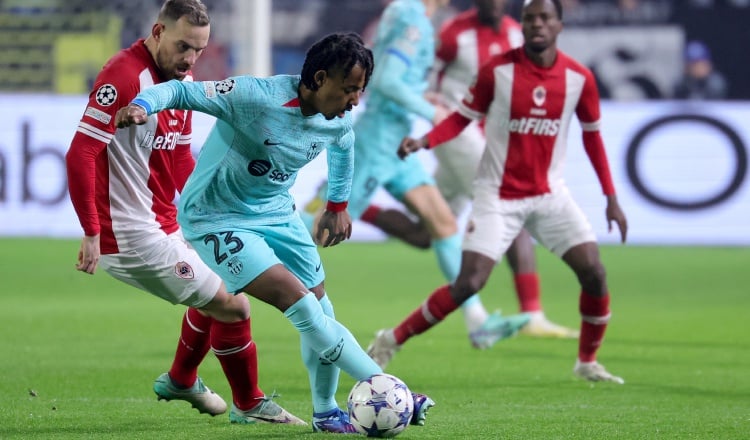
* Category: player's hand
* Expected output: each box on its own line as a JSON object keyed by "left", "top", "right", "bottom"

{"left": 315, "top": 210, "right": 352, "bottom": 247}
{"left": 398, "top": 136, "right": 428, "bottom": 160}
{"left": 114, "top": 104, "right": 149, "bottom": 128}
{"left": 76, "top": 234, "right": 101, "bottom": 274}
{"left": 605, "top": 195, "right": 628, "bottom": 243}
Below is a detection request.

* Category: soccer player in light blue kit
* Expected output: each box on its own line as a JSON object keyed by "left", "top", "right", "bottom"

{"left": 114, "top": 32, "right": 434, "bottom": 433}
{"left": 301, "top": 0, "right": 529, "bottom": 361}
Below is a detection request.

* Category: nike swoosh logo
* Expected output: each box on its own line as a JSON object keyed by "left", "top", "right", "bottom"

{"left": 315, "top": 262, "right": 322, "bottom": 272}
{"left": 322, "top": 338, "right": 344, "bottom": 363}
{"left": 264, "top": 138, "right": 281, "bottom": 146}
{"left": 246, "top": 414, "right": 294, "bottom": 423}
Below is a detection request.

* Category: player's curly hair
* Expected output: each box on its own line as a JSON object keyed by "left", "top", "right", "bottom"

{"left": 159, "top": 0, "right": 210, "bottom": 26}
{"left": 301, "top": 32, "right": 375, "bottom": 91}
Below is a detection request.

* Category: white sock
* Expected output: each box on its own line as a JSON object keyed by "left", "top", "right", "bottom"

{"left": 527, "top": 311, "right": 545, "bottom": 323}
{"left": 461, "top": 299, "right": 489, "bottom": 332}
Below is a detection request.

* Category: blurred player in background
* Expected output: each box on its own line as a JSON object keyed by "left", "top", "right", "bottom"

{"left": 301, "top": 0, "right": 531, "bottom": 349}
{"left": 65, "top": 0, "right": 304, "bottom": 426}
{"left": 113, "top": 32, "right": 435, "bottom": 432}
{"left": 363, "top": 0, "right": 579, "bottom": 339}
{"left": 368, "top": 0, "right": 629, "bottom": 384}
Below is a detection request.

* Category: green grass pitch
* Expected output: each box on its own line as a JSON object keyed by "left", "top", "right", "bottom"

{"left": 1, "top": 238, "right": 748, "bottom": 439}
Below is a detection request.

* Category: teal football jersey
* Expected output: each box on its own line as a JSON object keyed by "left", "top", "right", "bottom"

{"left": 364, "top": 0, "right": 435, "bottom": 121}
{"left": 131, "top": 75, "right": 354, "bottom": 233}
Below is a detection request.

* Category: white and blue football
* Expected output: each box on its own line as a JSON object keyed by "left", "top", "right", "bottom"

{"left": 347, "top": 373, "right": 414, "bottom": 438}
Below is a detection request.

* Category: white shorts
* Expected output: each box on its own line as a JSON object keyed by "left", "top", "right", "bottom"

{"left": 99, "top": 230, "right": 223, "bottom": 308}
{"left": 433, "top": 120, "right": 485, "bottom": 216}
{"left": 463, "top": 186, "right": 597, "bottom": 260}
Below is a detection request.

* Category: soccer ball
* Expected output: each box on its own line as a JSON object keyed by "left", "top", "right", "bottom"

{"left": 347, "top": 373, "right": 414, "bottom": 438}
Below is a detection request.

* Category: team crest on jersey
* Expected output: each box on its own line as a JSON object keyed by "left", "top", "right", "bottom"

{"left": 307, "top": 142, "right": 322, "bottom": 161}
{"left": 532, "top": 86, "right": 546, "bottom": 107}
{"left": 215, "top": 79, "right": 235, "bottom": 95}
{"left": 174, "top": 261, "right": 194, "bottom": 279}
{"left": 95, "top": 84, "right": 117, "bottom": 106}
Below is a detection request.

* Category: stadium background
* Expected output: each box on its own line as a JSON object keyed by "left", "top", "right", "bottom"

{"left": 0, "top": 0, "right": 748, "bottom": 245}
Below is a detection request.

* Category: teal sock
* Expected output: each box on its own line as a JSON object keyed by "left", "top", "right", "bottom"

{"left": 432, "top": 233, "right": 462, "bottom": 282}
{"left": 285, "top": 294, "right": 380, "bottom": 389}
{"left": 301, "top": 294, "right": 340, "bottom": 414}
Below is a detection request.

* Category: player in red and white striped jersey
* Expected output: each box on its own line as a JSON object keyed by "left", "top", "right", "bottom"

{"left": 369, "top": 0, "right": 628, "bottom": 383}
{"left": 65, "top": 0, "right": 303, "bottom": 424}
{"left": 365, "top": 0, "right": 579, "bottom": 340}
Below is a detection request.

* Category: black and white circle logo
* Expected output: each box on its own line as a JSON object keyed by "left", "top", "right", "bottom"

{"left": 215, "top": 79, "right": 235, "bottom": 95}
{"left": 626, "top": 114, "right": 747, "bottom": 211}
{"left": 95, "top": 84, "right": 117, "bottom": 106}
{"left": 248, "top": 159, "right": 271, "bottom": 176}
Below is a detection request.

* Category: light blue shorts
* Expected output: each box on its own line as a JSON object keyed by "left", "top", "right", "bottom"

{"left": 348, "top": 115, "right": 434, "bottom": 219}
{"left": 184, "top": 213, "right": 324, "bottom": 294}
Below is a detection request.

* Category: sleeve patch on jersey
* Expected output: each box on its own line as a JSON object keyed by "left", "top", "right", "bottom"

{"left": 84, "top": 106, "right": 112, "bottom": 124}
{"left": 203, "top": 81, "right": 217, "bottom": 98}
{"left": 215, "top": 79, "right": 235, "bottom": 95}
{"left": 95, "top": 84, "right": 117, "bottom": 106}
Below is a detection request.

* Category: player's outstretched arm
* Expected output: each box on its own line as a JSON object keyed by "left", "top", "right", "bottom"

{"left": 397, "top": 136, "right": 429, "bottom": 159}
{"left": 605, "top": 195, "right": 628, "bottom": 243}
{"left": 115, "top": 104, "right": 149, "bottom": 128}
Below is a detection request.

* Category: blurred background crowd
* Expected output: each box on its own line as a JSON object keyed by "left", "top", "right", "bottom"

{"left": 0, "top": 0, "right": 744, "bottom": 100}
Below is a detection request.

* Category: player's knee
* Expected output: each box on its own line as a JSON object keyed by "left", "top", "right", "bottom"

{"left": 204, "top": 290, "right": 251, "bottom": 322}
{"left": 576, "top": 262, "right": 607, "bottom": 294}
{"left": 454, "top": 271, "right": 488, "bottom": 300}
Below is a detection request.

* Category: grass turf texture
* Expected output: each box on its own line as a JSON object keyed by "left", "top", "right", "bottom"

{"left": 1, "top": 238, "right": 748, "bottom": 439}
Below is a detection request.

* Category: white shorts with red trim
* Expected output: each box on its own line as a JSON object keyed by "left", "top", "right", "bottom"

{"left": 99, "top": 230, "right": 222, "bottom": 308}
{"left": 463, "top": 186, "right": 597, "bottom": 260}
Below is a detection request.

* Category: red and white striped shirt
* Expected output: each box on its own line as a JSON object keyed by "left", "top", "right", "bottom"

{"left": 435, "top": 10, "right": 523, "bottom": 108}
{"left": 66, "top": 39, "right": 194, "bottom": 254}
{"left": 429, "top": 47, "right": 615, "bottom": 200}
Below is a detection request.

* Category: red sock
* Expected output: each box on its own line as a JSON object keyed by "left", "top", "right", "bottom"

{"left": 578, "top": 291, "right": 611, "bottom": 363}
{"left": 393, "top": 285, "right": 459, "bottom": 345}
{"left": 168, "top": 307, "right": 212, "bottom": 388}
{"left": 514, "top": 272, "right": 541, "bottom": 313}
{"left": 361, "top": 205, "right": 382, "bottom": 224}
{"left": 211, "top": 319, "right": 265, "bottom": 410}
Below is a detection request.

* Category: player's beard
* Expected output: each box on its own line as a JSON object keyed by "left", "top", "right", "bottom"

{"left": 156, "top": 52, "right": 186, "bottom": 81}
{"left": 526, "top": 41, "right": 549, "bottom": 53}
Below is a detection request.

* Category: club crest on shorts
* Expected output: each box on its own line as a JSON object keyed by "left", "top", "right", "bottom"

{"left": 227, "top": 256, "right": 243, "bottom": 276}
{"left": 174, "top": 261, "right": 195, "bottom": 279}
